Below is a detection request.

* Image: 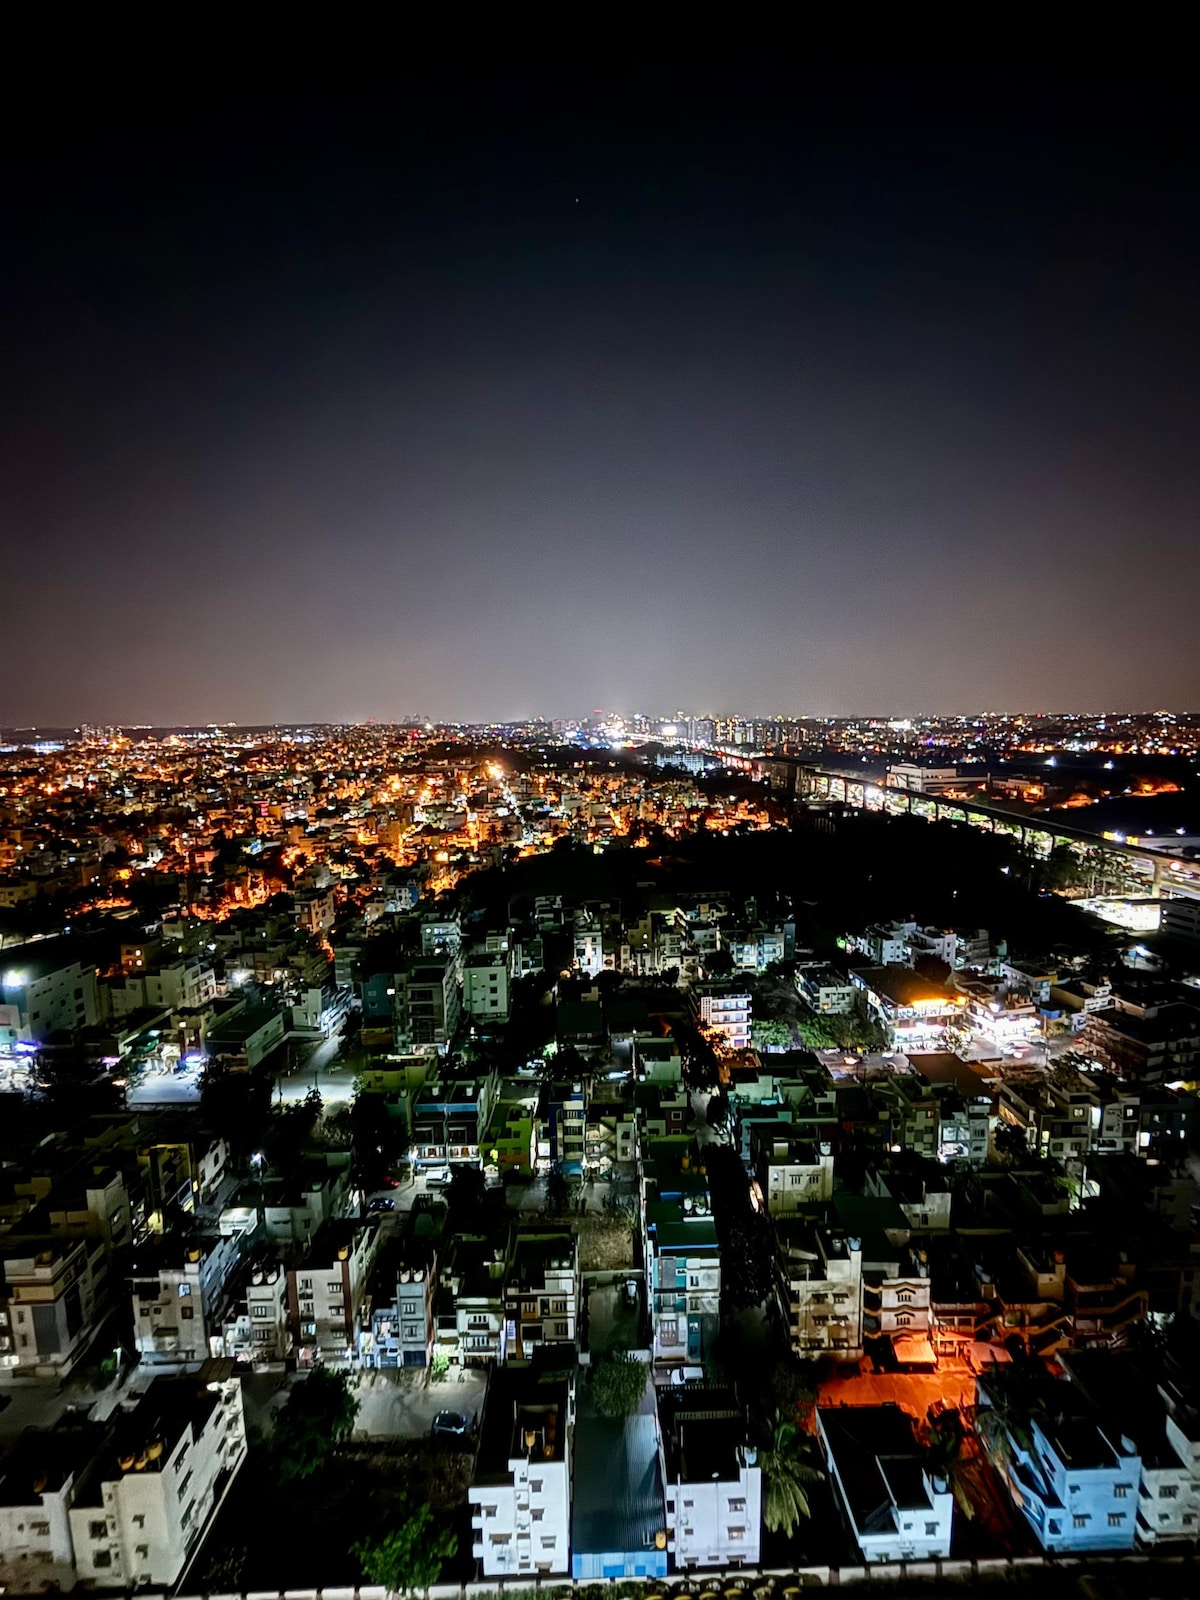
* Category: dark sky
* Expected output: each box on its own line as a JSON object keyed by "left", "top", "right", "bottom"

{"left": 4, "top": 52, "right": 1199, "bottom": 724}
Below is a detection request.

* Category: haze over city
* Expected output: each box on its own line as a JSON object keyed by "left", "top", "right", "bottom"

{"left": 5, "top": 54, "right": 1199, "bottom": 724}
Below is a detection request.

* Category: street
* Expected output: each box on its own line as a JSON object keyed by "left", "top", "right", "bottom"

{"left": 276, "top": 1033, "right": 357, "bottom": 1106}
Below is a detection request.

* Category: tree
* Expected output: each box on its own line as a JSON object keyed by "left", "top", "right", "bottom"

{"left": 752, "top": 1017, "right": 793, "bottom": 1051}
{"left": 271, "top": 1368, "right": 359, "bottom": 1481}
{"left": 993, "top": 1120, "right": 1029, "bottom": 1165}
{"left": 352, "top": 1504, "right": 457, "bottom": 1595}
{"left": 759, "top": 1413, "right": 823, "bottom": 1537}
{"left": 348, "top": 1089, "right": 407, "bottom": 1189}
{"left": 546, "top": 1162, "right": 576, "bottom": 1216}
{"left": 446, "top": 1162, "right": 488, "bottom": 1230}
{"left": 590, "top": 1352, "right": 647, "bottom": 1419}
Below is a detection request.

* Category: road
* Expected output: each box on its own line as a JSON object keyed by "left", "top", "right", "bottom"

{"left": 352, "top": 1365, "right": 488, "bottom": 1438}
{"left": 276, "top": 1033, "right": 357, "bottom": 1106}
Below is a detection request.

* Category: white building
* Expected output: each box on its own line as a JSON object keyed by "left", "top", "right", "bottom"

{"left": 696, "top": 987, "right": 752, "bottom": 1050}
{"left": 659, "top": 1386, "right": 762, "bottom": 1569}
{"left": 216, "top": 1252, "right": 290, "bottom": 1363}
{"left": 130, "top": 1232, "right": 244, "bottom": 1364}
{"left": 818, "top": 1405, "right": 953, "bottom": 1562}
{"left": 775, "top": 1222, "right": 864, "bottom": 1358}
{"left": 752, "top": 1130, "right": 835, "bottom": 1215}
{"left": 0, "top": 946, "right": 98, "bottom": 1046}
{"left": 1, "top": 1238, "right": 109, "bottom": 1382}
{"left": 469, "top": 1369, "right": 574, "bottom": 1578}
{"left": 796, "top": 963, "right": 856, "bottom": 1015}
{"left": 69, "top": 1364, "right": 247, "bottom": 1588}
{"left": 0, "top": 1425, "right": 101, "bottom": 1592}
{"left": 463, "top": 951, "right": 511, "bottom": 1023}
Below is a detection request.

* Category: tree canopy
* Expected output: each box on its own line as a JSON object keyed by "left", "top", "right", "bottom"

{"left": 590, "top": 1352, "right": 648, "bottom": 1419}
{"left": 272, "top": 1368, "right": 359, "bottom": 1481}
{"left": 352, "top": 1505, "right": 457, "bottom": 1594}
{"left": 759, "top": 1413, "right": 823, "bottom": 1536}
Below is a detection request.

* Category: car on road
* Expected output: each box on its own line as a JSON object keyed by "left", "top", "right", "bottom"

{"left": 431, "top": 1410, "right": 473, "bottom": 1438}
{"left": 367, "top": 1197, "right": 395, "bottom": 1212}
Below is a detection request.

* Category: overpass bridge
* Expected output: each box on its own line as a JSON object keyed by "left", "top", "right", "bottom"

{"left": 711, "top": 751, "right": 1200, "bottom": 900}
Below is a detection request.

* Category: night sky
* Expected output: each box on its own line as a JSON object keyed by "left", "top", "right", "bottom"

{"left": 4, "top": 55, "right": 1198, "bottom": 724}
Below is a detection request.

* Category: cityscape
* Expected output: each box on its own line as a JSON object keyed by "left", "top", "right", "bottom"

{"left": 4, "top": 37, "right": 1200, "bottom": 1600}
{"left": 2, "top": 711, "right": 1200, "bottom": 1598}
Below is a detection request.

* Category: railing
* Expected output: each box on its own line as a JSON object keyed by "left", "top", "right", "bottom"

{"left": 162, "top": 1550, "right": 1200, "bottom": 1600}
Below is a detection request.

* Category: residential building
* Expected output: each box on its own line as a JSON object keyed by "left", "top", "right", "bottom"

{"left": 537, "top": 1079, "right": 587, "bottom": 1173}
{"left": 482, "top": 1081, "right": 539, "bottom": 1177}
{"left": 695, "top": 984, "right": 752, "bottom": 1050}
{"left": 286, "top": 1218, "right": 380, "bottom": 1364}
{"left": 68, "top": 1364, "right": 247, "bottom": 1588}
{"left": 774, "top": 1222, "right": 864, "bottom": 1358}
{"left": 129, "top": 1233, "right": 244, "bottom": 1364}
{"left": 750, "top": 1126, "right": 835, "bottom": 1215}
{"left": 436, "top": 1231, "right": 510, "bottom": 1367}
{"left": 976, "top": 1368, "right": 1142, "bottom": 1553}
{"left": 817, "top": 1405, "right": 953, "bottom": 1562}
{"left": 1, "top": 1238, "right": 109, "bottom": 1383}
{"left": 0, "top": 945, "right": 98, "bottom": 1046}
{"left": 795, "top": 963, "right": 856, "bottom": 1015}
{"left": 215, "top": 1251, "right": 290, "bottom": 1364}
{"left": 469, "top": 1366, "right": 574, "bottom": 1578}
{"left": 0, "top": 1424, "right": 105, "bottom": 1592}
{"left": 362, "top": 1250, "right": 437, "bottom": 1369}
{"left": 393, "top": 954, "right": 461, "bottom": 1053}
{"left": 411, "top": 1075, "right": 498, "bottom": 1168}
{"left": 1063, "top": 1351, "right": 1200, "bottom": 1547}
{"left": 463, "top": 951, "right": 510, "bottom": 1023}
{"left": 659, "top": 1385, "right": 761, "bottom": 1569}
{"left": 502, "top": 1232, "right": 578, "bottom": 1361}
{"left": 643, "top": 1155, "right": 720, "bottom": 1367}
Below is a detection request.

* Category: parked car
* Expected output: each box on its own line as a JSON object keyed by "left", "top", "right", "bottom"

{"left": 432, "top": 1410, "right": 472, "bottom": 1438}
{"left": 367, "top": 1196, "right": 395, "bottom": 1212}
{"left": 424, "top": 1167, "right": 451, "bottom": 1186}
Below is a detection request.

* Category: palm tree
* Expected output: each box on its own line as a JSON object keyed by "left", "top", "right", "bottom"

{"left": 758, "top": 1412, "right": 824, "bottom": 1537}
{"left": 974, "top": 1361, "right": 1045, "bottom": 1474}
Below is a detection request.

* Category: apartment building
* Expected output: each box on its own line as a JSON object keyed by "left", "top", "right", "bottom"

{"left": 659, "top": 1385, "right": 762, "bottom": 1569}
{"left": 695, "top": 984, "right": 752, "bottom": 1050}
{"left": 215, "top": 1252, "right": 290, "bottom": 1363}
{"left": 977, "top": 1368, "right": 1142, "bottom": 1553}
{"left": 463, "top": 951, "right": 511, "bottom": 1023}
{"left": 362, "top": 1252, "right": 437, "bottom": 1370}
{"left": 1, "top": 1238, "right": 109, "bottom": 1383}
{"left": 393, "top": 954, "right": 461, "bottom": 1054}
{"left": 502, "top": 1233, "right": 578, "bottom": 1361}
{"left": 750, "top": 1126, "right": 835, "bottom": 1215}
{"left": 436, "top": 1232, "right": 510, "bottom": 1367}
{"left": 795, "top": 963, "right": 856, "bottom": 1015}
{"left": 818, "top": 1405, "right": 953, "bottom": 1562}
{"left": 774, "top": 1222, "right": 864, "bottom": 1358}
{"left": 0, "top": 1424, "right": 104, "bottom": 1592}
{"left": 129, "top": 1232, "right": 244, "bottom": 1364}
{"left": 69, "top": 1365, "right": 247, "bottom": 1588}
{"left": 469, "top": 1367, "right": 574, "bottom": 1578}
{"left": 0, "top": 944, "right": 98, "bottom": 1046}
{"left": 287, "top": 1218, "right": 380, "bottom": 1364}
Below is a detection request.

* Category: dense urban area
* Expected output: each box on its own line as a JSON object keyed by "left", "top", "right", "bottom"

{"left": 2, "top": 712, "right": 1200, "bottom": 1597}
